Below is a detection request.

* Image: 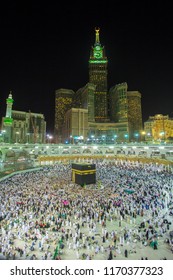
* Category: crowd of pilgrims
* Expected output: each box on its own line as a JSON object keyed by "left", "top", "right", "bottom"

{"left": 0, "top": 158, "right": 173, "bottom": 260}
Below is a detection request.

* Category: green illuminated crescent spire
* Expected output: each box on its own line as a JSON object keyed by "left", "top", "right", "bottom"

{"left": 95, "top": 27, "right": 100, "bottom": 45}
{"left": 89, "top": 28, "right": 106, "bottom": 61}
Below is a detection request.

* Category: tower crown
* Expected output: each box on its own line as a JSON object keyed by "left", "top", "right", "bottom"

{"left": 89, "top": 28, "right": 107, "bottom": 62}
{"left": 6, "top": 91, "right": 14, "bottom": 104}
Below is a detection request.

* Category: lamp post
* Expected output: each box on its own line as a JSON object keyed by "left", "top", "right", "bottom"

{"left": 91, "top": 135, "right": 95, "bottom": 144}
{"left": 134, "top": 133, "right": 139, "bottom": 142}
{"left": 160, "top": 132, "right": 165, "bottom": 143}
{"left": 102, "top": 135, "right": 106, "bottom": 144}
{"left": 124, "top": 133, "right": 129, "bottom": 143}
{"left": 70, "top": 135, "right": 73, "bottom": 144}
{"left": 162, "top": 116, "right": 165, "bottom": 141}
{"left": 46, "top": 134, "right": 53, "bottom": 144}
{"left": 114, "top": 134, "right": 118, "bottom": 143}
{"left": 141, "top": 131, "right": 146, "bottom": 142}
{"left": 146, "top": 132, "right": 151, "bottom": 142}
{"left": 79, "top": 136, "right": 83, "bottom": 144}
{"left": 48, "top": 135, "right": 53, "bottom": 144}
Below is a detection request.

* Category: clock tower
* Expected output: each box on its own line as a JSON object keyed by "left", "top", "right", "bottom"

{"left": 89, "top": 28, "right": 108, "bottom": 122}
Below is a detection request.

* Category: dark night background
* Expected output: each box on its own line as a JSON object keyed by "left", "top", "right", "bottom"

{"left": 0, "top": 1, "right": 173, "bottom": 134}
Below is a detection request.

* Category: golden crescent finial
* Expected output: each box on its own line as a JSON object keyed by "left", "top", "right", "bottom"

{"left": 95, "top": 27, "right": 100, "bottom": 35}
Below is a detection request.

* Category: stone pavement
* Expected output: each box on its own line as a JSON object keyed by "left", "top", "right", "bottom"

{"left": 0, "top": 161, "right": 173, "bottom": 261}
{"left": 1, "top": 205, "right": 173, "bottom": 260}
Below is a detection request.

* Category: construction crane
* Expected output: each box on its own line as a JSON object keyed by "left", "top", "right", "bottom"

{"left": 29, "top": 110, "right": 38, "bottom": 143}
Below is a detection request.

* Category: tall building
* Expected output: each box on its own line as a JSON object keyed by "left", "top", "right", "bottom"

{"left": 2, "top": 92, "right": 14, "bottom": 143}
{"left": 74, "top": 83, "right": 95, "bottom": 122}
{"left": 54, "top": 28, "right": 143, "bottom": 143}
{"left": 63, "top": 108, "right": 88, "bottom": 143}
{"left": 109, "top": 83, "right": 128, "bottom": 123}
{"left": 89, "top": 28, "right": 108, "bottom": 122}
{"left": 109, "top": 83, "right": 143, "bottom": 141}
{"left": 54, "top": 89, "right": 74, "bottom": 143}
{"left": 127, "top": 91, "right": 143, "bottom": 141}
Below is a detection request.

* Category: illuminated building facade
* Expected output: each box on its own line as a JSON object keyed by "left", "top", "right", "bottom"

{"left": 127, "top": 91, "right": 143, "bottom": 141}
{"left": 74, "top": 83, "right": 96, "bottom": 122}
{"left": 87, "top": 121, "right": 129, "bottom": 143}
{"left": 89, "top": 28, "right": 108, "bottom": 122}
{"left": 54, "top": 89, "right": 74, "bottom": 143}
{"left": 144, "top": 114, "right": 173, "bottom": 142}
{"left": 54, "top": 28, "right": 143, "bottom": 143}
{"left": 2, "top": 110, "right": 46, "bottom": 144}
{"left": 109, "top": 83, "right": 143, "bottom": 141}
{"left": 63, "top": 108, "right": 88, "bottom": 143}
{"left": 109, "top": 82, "right": 128, "bottom": 123}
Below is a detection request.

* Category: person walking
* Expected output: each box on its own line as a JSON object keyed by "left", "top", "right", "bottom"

{"left": 124, "top": 249, "right": 128, "bottom": 258}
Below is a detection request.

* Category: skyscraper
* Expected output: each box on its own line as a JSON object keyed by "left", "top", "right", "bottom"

{"left": 109, "top": 82, "right": 128, "bottom": 123}
{"left": 127, "top": 91, "right": 143, "bottom": 140}
{"left": 89, "top": 28, "right": 108, "bottom": 122}
{"left": 54, "top": 28, "right": 142, "bottom": 143}
{"left": 75, "top": 83, "right": 96, "bottom": 122}
{"left": 109, "top": 84, "right": 143, "bottom": 141}
{"left": 54, "top": 89, "right": 74, "bottom": 143}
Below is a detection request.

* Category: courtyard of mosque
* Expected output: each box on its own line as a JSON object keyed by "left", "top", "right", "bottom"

{"left": 0, "top": 158, "right": 173, "bottom": 260}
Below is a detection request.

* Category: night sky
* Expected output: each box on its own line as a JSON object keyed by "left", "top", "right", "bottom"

{"left": 0, "top": 1, "right": 173, "bottom": 134}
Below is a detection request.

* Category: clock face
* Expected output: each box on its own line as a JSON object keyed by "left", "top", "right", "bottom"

{"left": 94, "top": 51, "right": 102, "bottom": 59}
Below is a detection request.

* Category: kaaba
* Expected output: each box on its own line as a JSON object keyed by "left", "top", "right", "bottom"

{"left": 71, "top": 163, "right": 96, "bottom": 186}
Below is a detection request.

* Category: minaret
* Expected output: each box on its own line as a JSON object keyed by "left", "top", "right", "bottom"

{"left": 89, "top": 28, "right": 108, "bottom": 122}
{"left": 5, "top": 91, "right": 14, "bottom": 119}
{"left": 3, "top": 91, "right": 14, "bottom": 143}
